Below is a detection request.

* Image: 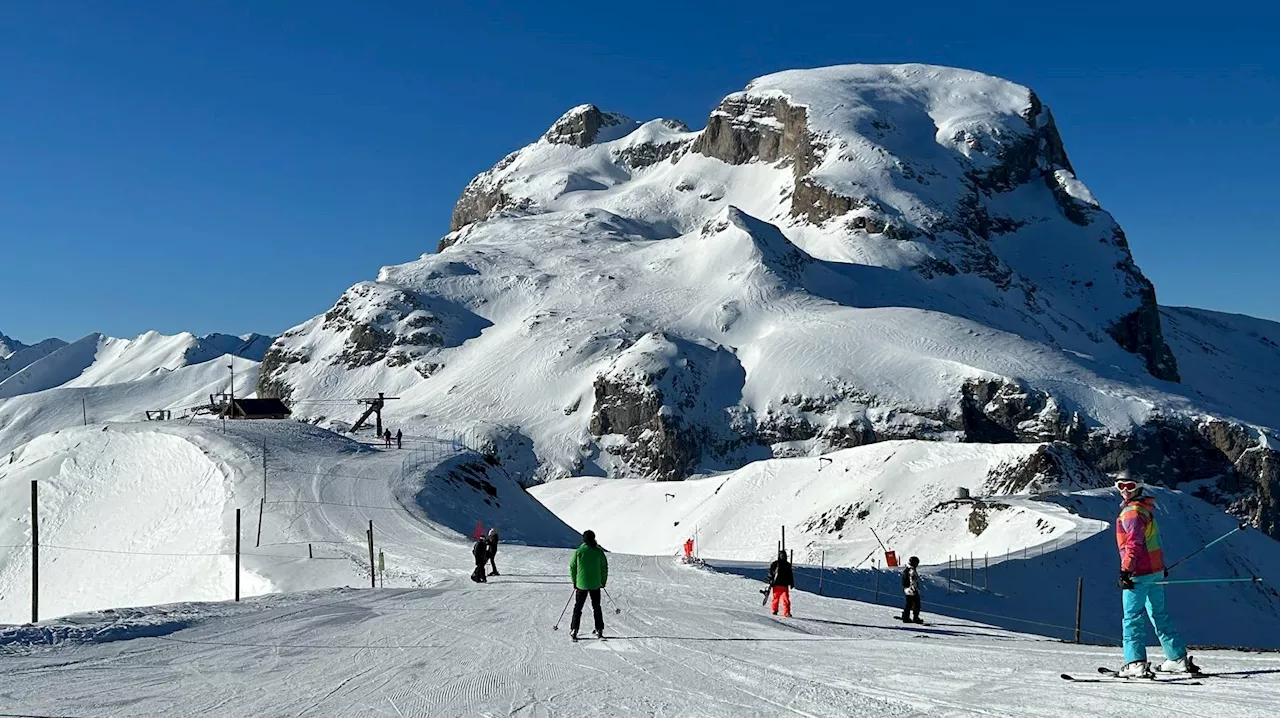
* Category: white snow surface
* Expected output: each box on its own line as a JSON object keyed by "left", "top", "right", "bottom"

{"left": 4, "top": 567, "right": 1280, "bottom": 717}
{"left": 1159, "top": 305, "right": 1280, "bottom": 428}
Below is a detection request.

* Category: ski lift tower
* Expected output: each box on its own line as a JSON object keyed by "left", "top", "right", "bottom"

{"left": 350, "top": 392, "right": 400, "bottom": 436}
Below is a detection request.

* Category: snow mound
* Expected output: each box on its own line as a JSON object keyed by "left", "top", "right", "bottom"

{"left": 0, "top": 427, "right": 270, "bottom": 624}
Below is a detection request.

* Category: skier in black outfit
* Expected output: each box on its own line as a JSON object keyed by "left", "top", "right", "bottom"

{"left": 766, "top": 550, "right": 794, "bottom": 617}
{"left": 901, "top": 556, "right": 923, "bottom": 623}
{"left": 471, "top": 537, "right": 489, "bottom": 583}
{"left": 485, "top": 527, "right": 500, "bottom": 576}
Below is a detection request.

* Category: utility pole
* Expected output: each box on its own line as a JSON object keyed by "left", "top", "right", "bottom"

{"left": 81, "top": 397, "right": 87, "bottom": 427}
{"left": 227, "top": 364, "right": 235, "bottom": 418}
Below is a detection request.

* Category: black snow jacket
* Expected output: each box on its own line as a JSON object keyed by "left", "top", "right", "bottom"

{"left": 901, "top": 566, "right": 920, "bottom": 596}
{"left": 767, "top": 558, "right": 794, "bottom": 588}
{"left": 485, "top": 533, "right": 499, "bottom": 559}
{"left": 472, "top": 539, "right": 488, "bottom": 566}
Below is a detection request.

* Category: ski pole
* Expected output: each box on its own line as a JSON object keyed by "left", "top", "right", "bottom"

{"left": 552, "top": 589, "right": 575, "bottom": 630}
{"left": 1155, "top": 576, "right": 1263, "bottom": 586}
{"left": 1165, "top": 522, "right": 1249, "bottom": 573}
{"left": 603, "top": 587, "right": 622, "bottom": 615}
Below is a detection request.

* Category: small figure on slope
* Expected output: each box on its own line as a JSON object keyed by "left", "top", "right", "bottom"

{"left": 767, "top": 550, "right": 794, "bottom": 617}
{"left": 383, "top": 429, "right": 392, "bottom": 448}
{"left": 486, "top": 527, "right": 501, "bottom": 576}
{"left": 569, "top": 529, "right": 609, "bottom": 640}
{"left": 901, "top": 556, "right": 924, "bottom": 624}
{"left": 395, "top": 429, "right": 403, "bottom": 449}
{"left": 471, "top": 536, "right": 489, "bottom": 583}
{"left": 1114, "top": 474, "right": 1199, "bottom": 678}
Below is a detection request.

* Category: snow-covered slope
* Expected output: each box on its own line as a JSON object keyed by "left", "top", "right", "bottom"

{"left": 256, "top": 62, "right": 1280, "bottom": 535}
{"left": 0, "top": 335, "right": 67, "bottom": 384}
{"left": 533, "top": 440, "right": 1280, "bottom": 649}
{"left": 0, "top": 331, "right": 271, "bottom": 400}
{"left": 4, "top": 569, "right": 1278, "bottom": 717}
{"left": 0, "top": 419, "right": 576, "bottom": 624}
{"left": 1160, "top": 306, "right": 1280, "bottom": 429}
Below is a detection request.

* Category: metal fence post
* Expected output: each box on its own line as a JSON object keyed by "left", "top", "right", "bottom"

{"left": 1074, "top": 577, "right": 1083, "bottom": 644}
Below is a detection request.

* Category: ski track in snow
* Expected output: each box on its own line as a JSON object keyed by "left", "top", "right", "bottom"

{"left": 0, "top": 423, "right": 1277, "bottom": 715}
{"left": 3, "top": 555, "right": 1279, "bottom": 717}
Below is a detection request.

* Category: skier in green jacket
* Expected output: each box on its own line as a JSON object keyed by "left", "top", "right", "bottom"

{"left": 569, "top": 529, "right": 609, "bottom": 640}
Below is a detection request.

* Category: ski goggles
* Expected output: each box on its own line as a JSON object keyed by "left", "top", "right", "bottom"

{"left": 1114, "top": 480, "right": 1140, "bottom": 492}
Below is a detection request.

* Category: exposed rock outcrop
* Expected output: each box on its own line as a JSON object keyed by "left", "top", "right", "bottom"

{"left": 588, "top": 333, "right": 745, "bottom": 480}
{"left": 544, "top": 105, "right": 639, "bottom": 148}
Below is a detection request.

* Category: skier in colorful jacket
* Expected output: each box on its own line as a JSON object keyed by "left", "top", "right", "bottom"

{"left": 1114, "top": 474, "right": 1197, "bottom": 677}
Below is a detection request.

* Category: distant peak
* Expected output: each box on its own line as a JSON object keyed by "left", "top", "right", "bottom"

{"left": 543, "top": 104, "right": 641, "bottom": 147}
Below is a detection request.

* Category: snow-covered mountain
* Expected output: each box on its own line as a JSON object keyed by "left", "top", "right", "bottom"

{"left": 0, "top": 330, "right": 274, "bottom": 457}
{"left": 0, "top": 331, "right": 271, "bottom": 400}
{"left": 256, "top": 63, "right": 1278, "bottom": 536}
{"left": 0, "top": 333, "right": 68, "bottom": 384}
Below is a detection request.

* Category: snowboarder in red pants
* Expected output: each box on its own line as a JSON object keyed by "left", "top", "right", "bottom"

{"left": 767, "top": 550, "right": 794, "bottom": 617}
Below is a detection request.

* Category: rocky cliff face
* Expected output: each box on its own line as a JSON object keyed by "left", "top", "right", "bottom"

{"left": 259, "top": 63, "right": 1280, "bottom": 537}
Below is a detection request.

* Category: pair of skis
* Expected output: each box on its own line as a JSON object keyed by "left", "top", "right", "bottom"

{"left": 1061, "top": 667, "right": 1204, "bottom": 685}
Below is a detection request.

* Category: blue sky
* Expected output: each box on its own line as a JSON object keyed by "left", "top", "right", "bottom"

{"left": 1, "top": 1, "right": 1276, "bottom": 343}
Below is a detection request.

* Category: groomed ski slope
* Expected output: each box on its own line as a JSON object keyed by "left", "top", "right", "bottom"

{"left": 3, "top": 550, "right": 1280, "bottom": 716}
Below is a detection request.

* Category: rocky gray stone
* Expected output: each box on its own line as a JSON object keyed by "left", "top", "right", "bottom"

{"left": 544, "top": 105, "right": 637, "bottom": 148}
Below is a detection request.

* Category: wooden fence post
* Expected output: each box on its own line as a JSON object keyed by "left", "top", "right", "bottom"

{"left": 235, "top": 508, "right": 241, "bottom": 602}
{"left": 818, "top": 551, "right": 825, "bottom": 596}
{"left": 367, "top": 520, "right": 376, "bottom": 588}
{"left": 31, "top": 480, "right": 38, "bottom": 623}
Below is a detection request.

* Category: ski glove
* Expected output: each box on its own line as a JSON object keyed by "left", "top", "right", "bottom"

{"left": 1118, "top": 570, "right": 1135, "bottom": 590}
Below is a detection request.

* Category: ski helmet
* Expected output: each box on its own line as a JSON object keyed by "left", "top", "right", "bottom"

{"left": 488, "top": 528, "right": 498, "bottom": 538}
{"left": 582, "top": 529, "right": 596, "bottom": 545}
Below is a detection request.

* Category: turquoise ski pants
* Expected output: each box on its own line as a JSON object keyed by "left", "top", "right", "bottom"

{"left": 1122, "top": 573, "right": 1187, "bottom": 664}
